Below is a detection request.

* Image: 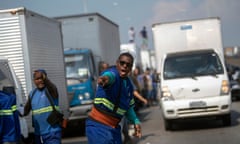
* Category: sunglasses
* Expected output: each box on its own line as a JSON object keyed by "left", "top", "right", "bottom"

{"left": 119, "top": 60, "right": 132, "bottom": 68}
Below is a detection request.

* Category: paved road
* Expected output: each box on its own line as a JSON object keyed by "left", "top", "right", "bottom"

{"left": 62, "top": 100, "right": 240, "bottom": 144}
{"left": 132, "top": 101, "right": 240, "bottom": 144}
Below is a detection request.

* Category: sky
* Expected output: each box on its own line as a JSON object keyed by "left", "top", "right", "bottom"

{"left": 0, "top": 0, "right": 240, "bottom": 49}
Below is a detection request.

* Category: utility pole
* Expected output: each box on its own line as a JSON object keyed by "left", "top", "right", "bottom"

{"left": 83, "top": 0, "right": 88, "bottom": 13}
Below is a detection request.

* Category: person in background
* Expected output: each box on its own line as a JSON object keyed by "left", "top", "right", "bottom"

{"left": 196, "top": 57, "right": 217, "bottom": 74}
{"left": 20, "top": 69, "right": 62, "bottom": 144}
{"left": 122, "top": 73, "right": 148, "bottom": 144}
{"left": 133, "top": 67, "right": 145, "bottom": 98}
{"left": 143, "top": 68, "right": 153, "bottom": 106}
{"left": 151, "top": 69, "right": 160, "bottom": 105}
{"left": 131, "top": 68, "right": 147, "bottom": 111}
{"left": 128, "top": 27, "right": 135, "bottom": 43}
{"left": 99, "top": 61, "right": 109, "bottom": 74}
{"left": 86, "top": 53, "right": 141, "bottom": 144}
{"left": 0, "top": 89, "right": 21, "bottom": 144}
{"left": 139, "top": 26, "right": 148, "bottom": 49}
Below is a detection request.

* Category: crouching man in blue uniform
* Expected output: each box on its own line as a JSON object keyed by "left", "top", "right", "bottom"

{"left": 86, "top": 53, "right": 142, "bottom": 144}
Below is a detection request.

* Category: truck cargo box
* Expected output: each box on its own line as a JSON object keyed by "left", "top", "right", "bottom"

{"left": 0, "top": 7, "right": 69, "bottom": 137}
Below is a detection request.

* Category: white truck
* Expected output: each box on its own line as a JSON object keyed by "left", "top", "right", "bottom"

{"left": 0, "top": 7, "right": 69, "bottom": 139}
{"left": 120, "top": 43, "right": 142, "bottom": 69}
{"left": 55, "top": 13, "right": 120, "bottom": 125}
{"left": 152, "top": 17, "right": 231, "bottom": 130}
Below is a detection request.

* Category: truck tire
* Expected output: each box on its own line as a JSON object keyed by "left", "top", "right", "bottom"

{"left": 21, "top": 133, "right": 35, "bottom": 144}
{"left": 222, "top": 113, "right": 231, "bottom": 126}
{"left": 164, "top": 118, "right": 173, "bottom": 130}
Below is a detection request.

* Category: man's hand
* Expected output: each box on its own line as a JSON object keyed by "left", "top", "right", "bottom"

{"left": 97, "top": 76, "right": 109, "bottom": 87}
{"left": 133, "top": 124, "right": 142, "bottom": 138}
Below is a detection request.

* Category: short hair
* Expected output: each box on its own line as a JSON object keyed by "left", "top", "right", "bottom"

{"left": 118, "top": 52, "right": 134, "bottom": 63}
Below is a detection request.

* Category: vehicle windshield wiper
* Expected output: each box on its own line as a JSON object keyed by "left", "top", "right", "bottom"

{"left": 180, "top": 74, "right": 198, "bottom": 80}
{"left": 207, "top": 73, "right": 218, "bottom": 78}
{"left": 188, "top": 75, "right": 198, "bottom": 80}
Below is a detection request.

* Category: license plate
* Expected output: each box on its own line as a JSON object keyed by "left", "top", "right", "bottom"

{"left": 189, "top": 101, "right": 206, "bottom": 108}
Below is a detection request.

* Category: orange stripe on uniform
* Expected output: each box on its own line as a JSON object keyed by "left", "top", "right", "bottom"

{"left": 89, "top": 106, "right": 120, "bottom": 128}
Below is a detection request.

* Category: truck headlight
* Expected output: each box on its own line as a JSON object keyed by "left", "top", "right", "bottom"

{"left": 220, "top": 80, "right": 230, "bottom": 95}
{"left": 78, "top": 92, "right": 90, "bottom": 100}
{"left": 84, "top": 92, "right": 90, "bottom": 99}
{"left": 161, "top": 86, "right": 174, "bottom": 100}
{"left": 78, "top": 94, "right": 83, "bottom": 100}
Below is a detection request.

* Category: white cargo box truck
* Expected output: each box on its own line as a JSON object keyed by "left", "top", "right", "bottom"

{"left": 0, "top": 7, "right": 69, "bottom": 138}
{"left": 152, "top": 17, "right": 231, "bottom": 130}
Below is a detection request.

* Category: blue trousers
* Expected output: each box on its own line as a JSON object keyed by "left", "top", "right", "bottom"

{"left": 86, "top": 118, "right": 122, "bottom": 144}
{"left": 34, "top": 131, "right": 61, "bottom": 144}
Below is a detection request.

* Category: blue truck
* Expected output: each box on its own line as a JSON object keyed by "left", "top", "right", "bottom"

{"left": 56, "top": 13, "right": 121, "bottom": 125}
{"left": 64, "top": 48, "right": 97, "bottom": 121}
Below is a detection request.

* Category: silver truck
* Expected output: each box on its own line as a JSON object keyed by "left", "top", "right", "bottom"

{"left": 0, "top": 7, "right": 69, "bottom": 139}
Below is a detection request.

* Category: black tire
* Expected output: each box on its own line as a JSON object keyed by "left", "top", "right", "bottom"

{"left": 222, "top": 113, "right": 231, "bottom": 126}
{"left": 21, "top": 133, "right": 35, "bottom": 144}
{"left": 164, "top": 118, "right": 173, "bottom": 130}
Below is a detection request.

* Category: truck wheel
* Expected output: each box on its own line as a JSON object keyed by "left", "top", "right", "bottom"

{"left": 21, "top": 133, "right": 35, "bottom": 144}
{"left": 78, "top": 119, "right": 86, "bottom": 136}
{"left": 164, "top": 118, "right": 173, "bottom": 130}
{"left": 222, "top": 113, "right": 231, "bottom": 126}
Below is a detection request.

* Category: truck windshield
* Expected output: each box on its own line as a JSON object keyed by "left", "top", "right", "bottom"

{"left": 65, "top": 54, "right": 90, "bottom": 79}
{"left": 163, "top": 51, "right": 224, "bottom": 80}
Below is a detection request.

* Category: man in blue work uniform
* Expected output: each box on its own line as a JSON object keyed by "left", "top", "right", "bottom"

{"left": 86, "top": 52, "right": 142, "bottom": 144}
{"left": 21, "top": 69, "right": 62, "bottom": 144}
{"left": 0, "top": 89, "right": 21, "bottom": 144}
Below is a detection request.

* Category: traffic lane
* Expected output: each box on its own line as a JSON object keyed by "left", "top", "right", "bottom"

{"left": 132, "top": 101, "right": 240, "bottom": 144}
{"left": 62, "top": 101, "right": 240, "bottom": 144}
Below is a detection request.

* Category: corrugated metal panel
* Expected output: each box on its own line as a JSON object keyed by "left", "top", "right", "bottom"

{"left": 25, "top": 14, "right": 69, "bottom": 116}
{"left": 0, "top": 16, "right": 28, "bottom": 100}
{"left": 0, "top": 8, "right": 69, "bottom": 135}
{"left": 56, "top": 13, "right": 120, "bottom": 66}
{"left": 0, "top": 14, "right": 34, "bottom": 134}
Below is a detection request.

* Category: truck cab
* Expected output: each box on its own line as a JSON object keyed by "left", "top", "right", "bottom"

{"left": 64, "top": 48, "right": 97, "bottom": 122}
{"left": 161, "top": 49, "right": 231, "bottom": 130}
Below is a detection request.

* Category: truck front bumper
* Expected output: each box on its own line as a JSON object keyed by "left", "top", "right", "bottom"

{"left": 161, "top": 95, "right": 231, "bottom": 119}
{"left": 68, "top": 104, "right": 92, "bottom": 120}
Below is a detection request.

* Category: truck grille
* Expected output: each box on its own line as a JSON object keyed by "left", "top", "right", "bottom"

{"left": 177, "top": 106, "right": 219, "bottom": 117}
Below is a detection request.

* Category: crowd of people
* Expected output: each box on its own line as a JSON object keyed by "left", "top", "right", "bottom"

{"left": 128, "top": 26, "right": 148, "bottom": 49}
